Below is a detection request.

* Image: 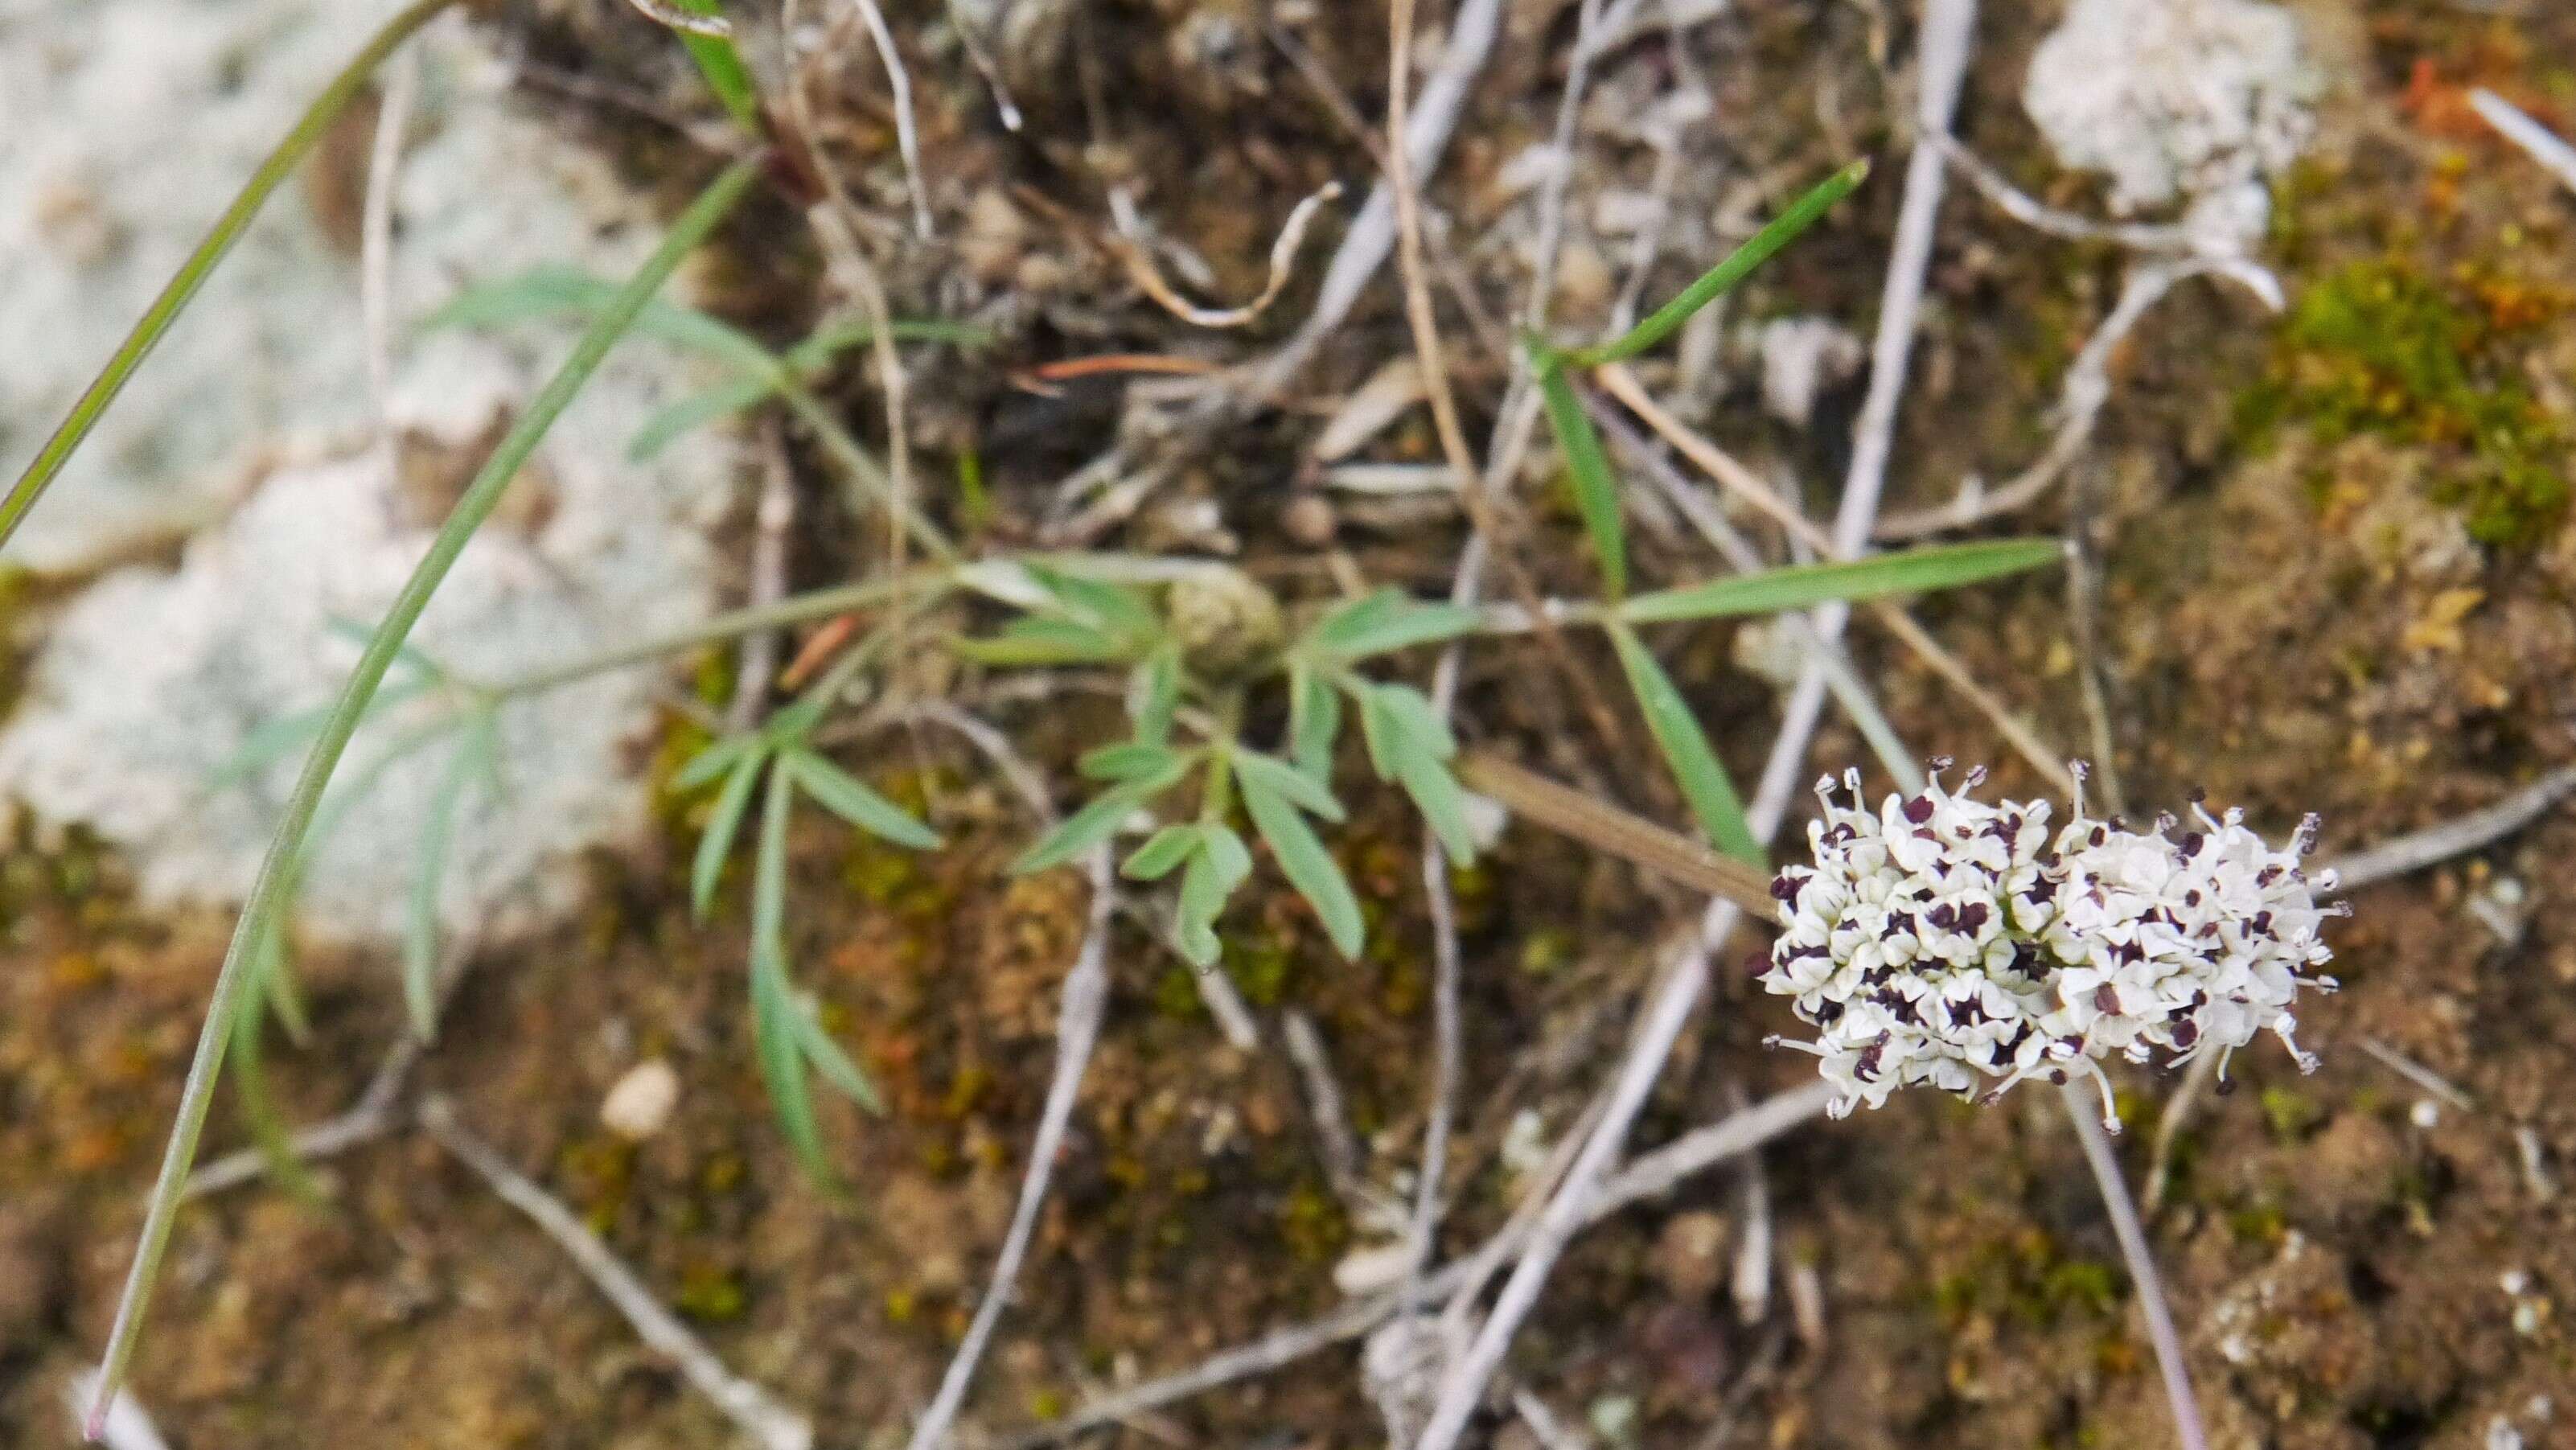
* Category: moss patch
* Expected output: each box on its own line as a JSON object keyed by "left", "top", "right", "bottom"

{"left": 2238, "top": 257, "right": 2570, "bottom": 545}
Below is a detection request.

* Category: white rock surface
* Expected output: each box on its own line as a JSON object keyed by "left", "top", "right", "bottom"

{"left": 2023, "top": 0, "right": 2321, "bottom": 215}
{"left": 0, "top": 2, "right": 745, "bottom": 949}
{"left": 0, "top": 0, "right": 733, "bottom": 569}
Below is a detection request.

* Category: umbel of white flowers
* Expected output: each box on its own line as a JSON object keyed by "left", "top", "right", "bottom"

{"left": 1758, "top": 762, "right": 2341, "bottom": 1129}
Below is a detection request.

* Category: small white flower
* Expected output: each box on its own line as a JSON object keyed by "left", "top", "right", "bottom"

{"left": 1760, "top": 762, "right": 2339, "bottom": 1128}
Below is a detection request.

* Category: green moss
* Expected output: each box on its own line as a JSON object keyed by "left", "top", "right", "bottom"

{"left": 1276, "top": 1178, "right": 1350, "bottom": 1262}
{"left": 2238, "top": 257, "right": 2570, "bottom": 545}
{"left": 1152, "top": 965, "right": 1206, "bottom": 1020}
{"left": 2227, "top": 1198, "right": 2289, "bottom": 1247}
{"left": 1223, "top": 931, "right": 1294, "bottom": 1007}
{"left": 673, "top": 1259, "right": 746, "bottom": 1321}
{"left": 2259, "top": 1086, "right": 2321, "bottom": 1144}
{"left": 1928, "top": 1229, "right": 2122, "bottom": 1331}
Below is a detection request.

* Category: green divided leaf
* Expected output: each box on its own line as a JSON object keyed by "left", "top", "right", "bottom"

{"left": 422, "top": 265, "right": 777, "bottom": 376}
{"left": 1029, "top": 564, "right": 1161, "bottom": 639}
{"left": 1231, "top": 750, "right": 1346, "bottom": 824}
{"left": 228, "top": 918, "right": 323, "bottom": 1203}
{"left": 1351, "top": 682, "right": 1475, "bottom": 865}
{"left": 631, "top": 376, "right": 774, "bottom": 460}
{"left": 749, "top": 765, "right": 837, "bottom": 1185}
{"left": 1175, "top": 824, "right": 1254, "bottom": 966}
{"left": 1131, "top": 645, "right": 1182, "bottom": 746}
{"left": 692, "top": 748, "right": 767, "bottom": 920}
{"left": 1289, "top": 665, "right": 1341, "bottom": 784}
{"left": 629, "top": 320, "right": 989, "bottom": 460}
{"left": 672, "top": 730, "right": 763, "bottom": 792}
{"left": 1079, "top": 741, "right": 1184, "bottom": 783}
{"left": 1013, "top": 758, "right": 1188, "bottom": 875}
{"left": 1608, "top": 621, "right": 1764, "bottom": 867}
{"left": 1239, "top": 767, "right": 1363, "bottom": 959}
{"left": 212, "top": 677, "right": 433, "bottom": 791}
{"left": 1621, "top": 539, "right": 2063, "bottom": 623}
{"left": 404, "top": 713, "right": 495, "bottom": 1040}
{"left": 1121, "top": 824, "right": 1200, "bottom": 881}
{"left": 791, "top": 995, "right": 883, "bottom": 1114}
{"left": 1308, "top": 589, "right": 1481, "bottom": 660}
{"left": 954, "top": 616, "right": 1127, "bottom": 667}
{"left": 784, "top": 748, "right": 941, "bottom": 849}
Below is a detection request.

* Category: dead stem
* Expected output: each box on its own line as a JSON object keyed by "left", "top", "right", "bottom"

{"left": 2064, "top": 1086, "right": 2210, "bottom": 1450}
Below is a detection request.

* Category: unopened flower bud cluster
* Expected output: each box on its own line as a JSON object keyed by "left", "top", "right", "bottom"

{"left": 1760, "top": 763, "right": 2338, "bottom": 1128}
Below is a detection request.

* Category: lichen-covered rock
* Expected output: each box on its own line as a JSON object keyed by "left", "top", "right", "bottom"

{"left": 0, "top": 7, "right": 742, "bottom": 949}
{"left": 2023, "top": 0, "right": 2321, "bottom": 215}
{"left": 0, "top": 0, "right": 735, "bottom": 571}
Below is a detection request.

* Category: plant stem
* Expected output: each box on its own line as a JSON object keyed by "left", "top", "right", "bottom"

{"left": 85, "top": 155, "right": 764, "bottom": 1432}
{"left": 777, "top": 384, "right": 956, "bottom": 564}
{"left": 2064, "top": 1085, "right": 2209, "bottom": 1450}
{"left": 1, "top": 0, "right": 463, "bottom": 556}
{"left": 487, "top": 569, "right": 947, "bottom": 698}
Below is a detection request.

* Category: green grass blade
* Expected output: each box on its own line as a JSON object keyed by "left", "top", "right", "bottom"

{"left": 1536, "top": 357, "right": 1628, "bottom": 600}
{"left": 784, "top": 748, "right": 941, "bottom": 849}
{"left": 1608, "top": 621, "right": 1764, "bottom": 867}
{"left": 1239, "top": 770, "right": 1363, "bottom": 959}
{"left": 86, "top": 157, "right": 763, "bottom": 1424}
{"left": 1569, "top": 160, "right": 1871, "bottom": 368}
{"left": 693, "top": 750, "right": 766, "bottom": 919}
{"left": 1621, "top": 539, "right": 2063, "bottom": 622}
{"left": 0, "top": 0, "right": 462, "bottom": 561}
{"left": 404, "top": 718, "right": 492, "bottom": 1039}
{"left": 680, "top": 34, "right": 764, "bottom": 136}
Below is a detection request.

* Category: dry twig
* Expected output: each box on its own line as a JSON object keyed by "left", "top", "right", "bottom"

{"left": 906, "top": 848, "right": 1116, "bottom": 1450}
{"left": 2471, "top": 88, "right": 2576, "bottom": 195}
{"left": 1113, "top": 183, "right": 1346, "bottom": 330}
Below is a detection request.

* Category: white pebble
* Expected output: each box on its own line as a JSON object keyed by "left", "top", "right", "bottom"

{"left": 600, "top": 1059, "right": 682, "bottom": 1140}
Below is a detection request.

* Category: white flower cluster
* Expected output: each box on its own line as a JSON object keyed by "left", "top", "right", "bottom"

{"left": 1760, "top": 763, "right": 2339, "bottom": 1128}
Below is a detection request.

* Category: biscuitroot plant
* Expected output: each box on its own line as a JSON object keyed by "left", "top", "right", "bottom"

{"left": 1757, "top": 760, "right": 2344, "bottom": 1450}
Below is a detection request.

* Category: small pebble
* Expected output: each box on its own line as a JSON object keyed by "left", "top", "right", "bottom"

{"left": 1282, "top": 492, "right": 1337, "bottom": 547}
{"left": 2411, "top": 1099, "right": 2441, "bottom": 1129}
{"left": 600, "top": 1058, "right": 680, "bottom": 1140}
